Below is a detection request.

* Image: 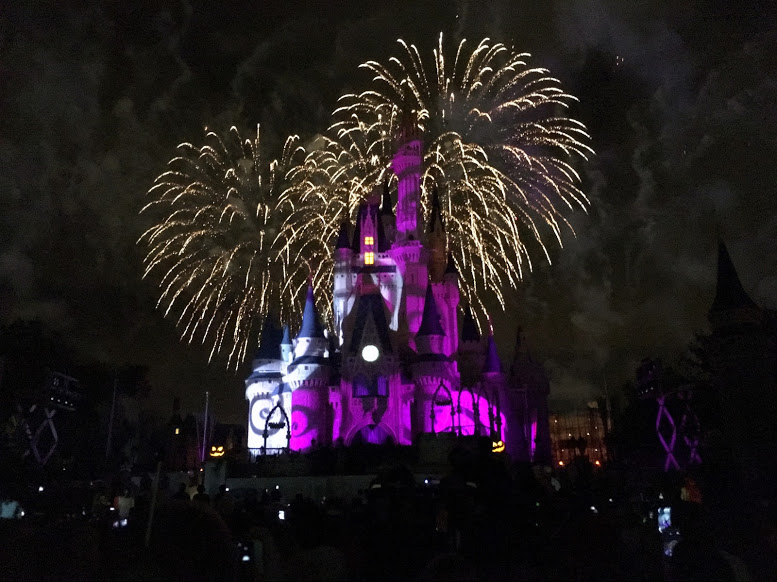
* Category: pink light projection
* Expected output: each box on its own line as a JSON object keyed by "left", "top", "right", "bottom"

{"left": 431, "top": 389, "right": 506, "bottom": 438}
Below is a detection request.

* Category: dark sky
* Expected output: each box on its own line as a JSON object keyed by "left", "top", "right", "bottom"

{"left": 2, "top": 0, "right": 776, "bottom": 424}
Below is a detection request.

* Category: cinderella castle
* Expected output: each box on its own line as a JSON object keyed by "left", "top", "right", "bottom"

{"left": 245, "top": 123, "right": 552, "bottom": 464}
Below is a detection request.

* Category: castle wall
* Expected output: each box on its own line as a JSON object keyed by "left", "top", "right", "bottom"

{"left": 290, "top": 382, "right": 329, "bottom": 450}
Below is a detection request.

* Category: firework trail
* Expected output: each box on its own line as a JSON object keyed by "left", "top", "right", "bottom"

{"left": 283, "top": 33, "right": 593, "bottom": 324}
{"left": 139, "top": 126, "right": 307, "bottom": 369}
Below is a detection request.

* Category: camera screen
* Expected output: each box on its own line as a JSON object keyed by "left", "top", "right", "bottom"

{"left": 657, "top": 506, "right": 671, "bottom": 533}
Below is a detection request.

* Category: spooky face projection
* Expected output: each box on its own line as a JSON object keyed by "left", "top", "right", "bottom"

{"left": 248, "top": 390, "right": 291, "bottom": 451}
{"left": 492, "top": 440, "right": 505, "bottom": 453}
{"left": 210, "top": 445, "right": 225, "bottom": 457}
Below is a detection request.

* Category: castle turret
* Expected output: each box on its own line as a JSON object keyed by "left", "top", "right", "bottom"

{"left": 288, "top": 284, "right": 331, "bottom": 450}
{"left": 458, "top": 306, "right": 484, "bottom": 388}
{"left": 416, "top": 283, "right": 446, "bottom": 354}
{"left": 280, "top": 325, "right": 292, "bottom": 364}
{"left": 412, "top": 283, "right": 456, "bottom": 434}
{"left": 389, "top": 109, "right": 427, "bottom": 347}
{"left": 480, "top": 322, "right": 507, "bottom": 444}
{"left": 245, "top": 316, "right": 286, "bottom": 453}
{"left": 392, "top": 112, "right": 422, "bottom": 242}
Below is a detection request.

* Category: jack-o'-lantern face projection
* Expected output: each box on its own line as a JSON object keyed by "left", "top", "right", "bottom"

{"left": 492, "top": 440, "right": 505, "bottom": 453}
{"left": 210, "top": 445, "right": 225, "bottom": 457}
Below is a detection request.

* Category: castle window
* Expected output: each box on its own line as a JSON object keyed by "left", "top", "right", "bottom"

{"left": 353, "top": 375, "right": 388, "bottom": 398}
{"left": 364, "top": 236, "right": 374, "bottom": 246}
{"left": 364, "top": 252, "right": 375, "bottom": 265}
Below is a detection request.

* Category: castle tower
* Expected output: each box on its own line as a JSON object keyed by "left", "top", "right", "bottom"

{"left": 480, "top": 324, "right": 507, "bottom": 444}
{"left": 287, "top": 284, "right": 330, "bottom": 450}
{"left": 509, "top": 326, "right": 551, "bottom": 464}
{"left": 390, "top": 114, "right": 427, "bottom": 343}
{"left": 458, "top": 306, "right": 485, "bottom": 389}
{"left": 392, "top": 114, "right": 422, "bottom": 242}
{"left": 706, "top": 240, "right": 777, "bottom": 478}
{"left": 353, "top": 191, "right": 402, "bottom": 331}
{"left": 436, "top": 252, "right": 460, "bottom": 357}
{"left": 412, "top": 283, "right": 457, "bottom": 434}
{"left": 245, "top": 317, "right": 287, "bottom": 452}
{"left": 337, "top": 282, "right": 406, "bottom": 445}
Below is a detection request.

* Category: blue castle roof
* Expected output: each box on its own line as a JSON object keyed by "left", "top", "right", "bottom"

{"left": 298, "top": 285, "right": 325, "bottom": 338}
{"left": 254, "top": 316, "right": 283, "bottom": 360}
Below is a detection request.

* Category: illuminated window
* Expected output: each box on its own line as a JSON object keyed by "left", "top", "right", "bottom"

{"left": 364, "top": 236, "right": 374, "bottom": 246}
{"left": 175, "top": 427, "right": 180, "bottom": 435}
{"left": 364, "top": 252, "right": 375, "bottom": 265}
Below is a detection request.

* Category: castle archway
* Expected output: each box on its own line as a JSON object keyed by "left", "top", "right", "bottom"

{"left": 346, "top": 423, "right": 396, "bottom": 446}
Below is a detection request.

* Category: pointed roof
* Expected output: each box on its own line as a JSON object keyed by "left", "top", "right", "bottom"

{"left": 254, "top": 315, "right": 283, "bottom": 360}
{"left": 428, "top": 187, "right": 444, "bottom": 233}
{"left": 375, "top": 204, "right": 390, "bottom": 252}
{"left": 297, "top": 284, "right": 325, "bottom": 338}
{"left": 461, "top": 306, "right": 480, "bottom": 342}
{"left": 417, "top": 283, "right": 445, "bottom": 336}
{"left": 335, "top": 220, "right": 351, "bottom": 249}
{"left": 515, "top": 325, "right": 524, "bottom": 352}
{"left": 381, "top": 181, "right": 394, "bottom": 216}
{"left": 482, "top": 331, "right": 503, "bottom": 374}
{"left": 710, "top": 240, "right": 758, "bottom": 313}
{"left": 444, "top": 252, "right": 457, "bottom": 276}
{"left": 281, "top": 325, "right": 291, "bottom": 345}
{"left": 350, "top": 206, "right": 363, "bottom": 253}
{"left": 347, "top": 291, "right": 393, "bottom": 355}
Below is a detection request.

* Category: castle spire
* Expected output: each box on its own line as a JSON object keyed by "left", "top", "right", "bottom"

{"left": 428, "top": 187, "right": 444, "bottom": 233}
{"left": 298, "top": 284, "right": 325, "bottom": 338}
{"left": 335, "top": 220, "right": 350, "bottom": 249}
{"left": 254, "top": 314, "right": 283, "bottom": 360}
{"left": 710, "top": 240, "right": 757, "bottom": 313}
{"left": 709, "top": 240, "right": 761, "bottom": 330}
{"left": 350, "top": 206, "right": 363, "bottom": 253}
{"left": 391, "top": 101, "right": 422, "bottom": 242}
{"left": 482, "top": 320, "right": 503, "bottom": 374}
{"left": 461, "top": 305, "right": 480, "bottom": 342}
{"left": 381, "top": 180, "right": 394, "bottom": 217}
{"left": 417, "top": 283, "right": 445, "bottom": 336}
{"left": 444, "top": 252, "right": 457, "bottom": 276}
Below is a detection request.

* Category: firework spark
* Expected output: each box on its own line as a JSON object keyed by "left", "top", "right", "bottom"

{"left": 139, "top": 126, "right": 307, "bottom": 369}
{"left": 283, "top": 33, "right": 593, "bottom": 323}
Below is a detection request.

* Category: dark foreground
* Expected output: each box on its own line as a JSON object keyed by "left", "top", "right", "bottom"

{"left": 1, "top": 461, "right": 774, "bottom": 581}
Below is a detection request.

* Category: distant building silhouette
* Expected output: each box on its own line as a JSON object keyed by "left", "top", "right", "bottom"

{"left": 705, "top": 241, "right": 777, "bottom": 480}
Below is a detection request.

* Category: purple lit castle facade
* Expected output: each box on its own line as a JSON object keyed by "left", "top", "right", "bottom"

{"left": 245, "top": 127, "right": 552, "bottom": 464}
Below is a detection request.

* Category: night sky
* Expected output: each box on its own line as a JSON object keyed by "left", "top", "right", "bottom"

{"left": 2, "top": 0, "right": 776, "bottom": 424}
